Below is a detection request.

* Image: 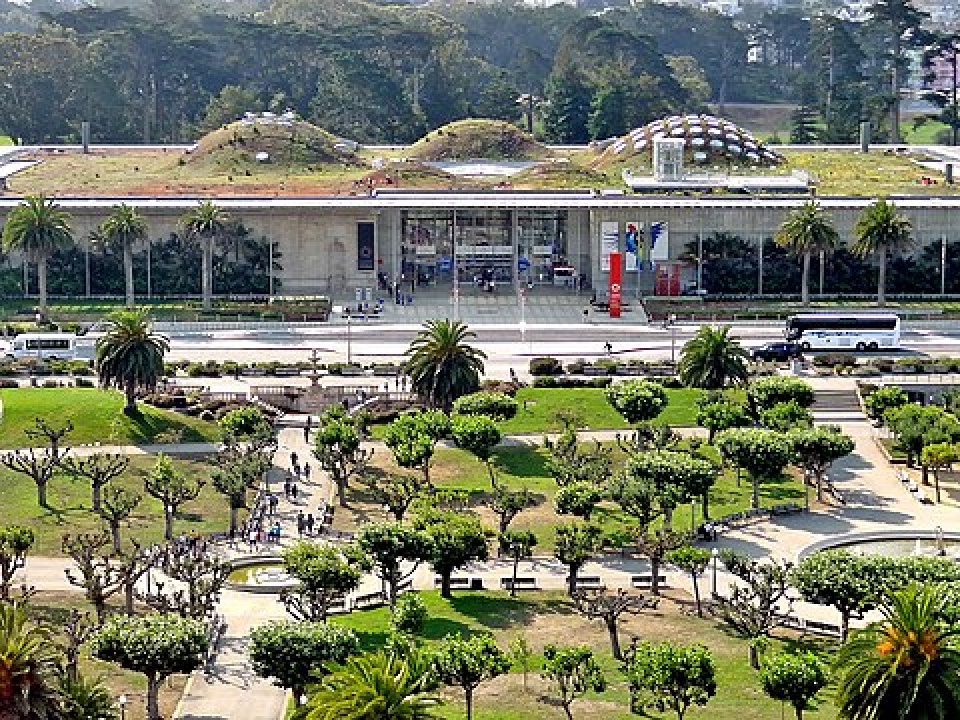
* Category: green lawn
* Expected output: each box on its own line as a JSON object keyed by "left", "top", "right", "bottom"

{"left": 0, "top": 135, "right": 11, "bottom": 146}
{"left": 0, "top": 388, "right": 220, "bottom": 448}
{"left": 329, "top": 590, "right": 837, "bottom": 720}
{"left": 0, "top": 453, "right": 230, "bottom": 555}
{"left": 352, "top": 441, "right": 806, "bottom": 552}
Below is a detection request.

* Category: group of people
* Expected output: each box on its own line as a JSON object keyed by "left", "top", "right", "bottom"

{"left": 296, "top": 510, "right": 317, "bottom": 536}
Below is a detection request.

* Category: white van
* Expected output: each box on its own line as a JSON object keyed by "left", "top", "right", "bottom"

{"left": 6, "top": 333, "right": 79, "bottom": 360}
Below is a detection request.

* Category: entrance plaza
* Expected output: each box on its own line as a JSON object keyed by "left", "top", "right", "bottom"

{"left": 6, "top": 191, "right": 960, "bottom": 305}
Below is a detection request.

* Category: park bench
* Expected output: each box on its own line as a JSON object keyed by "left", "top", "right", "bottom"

{"left": 500, "top": 577, "right": 539, "bottom": 591}
{"left": 630, "top": 574, "right": 668, "bottom": 589}
{"left": 353, "top": 590, "right": 385, "bottom": 609}
{"left": 566, "top": 575, "right": 603, "bottom": 589}
{"left": 435, "top": 576, "right": 484, "bottom": 590}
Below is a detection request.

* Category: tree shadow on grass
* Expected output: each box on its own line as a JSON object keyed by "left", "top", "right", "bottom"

{"left": 421, "top": 616, "right": 477, "bottom": 640}
{"left": 348, "top": 629, "right": 391, "bottom": 653}
{"left": 492, "top": 446, "right": 550, "bottom": 479}
{"left": 449, "top": 592, "right": 574, "bottom": 630}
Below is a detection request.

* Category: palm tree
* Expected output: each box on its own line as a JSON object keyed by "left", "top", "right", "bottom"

{"left": 774, "top": 200, "right": 839, "bottom": 307}
{"left": 0, "top": 602, "right": 65, "bottom": 720}
{"left": 834, "top": 583, "right": 960, "bottom": 720}
{"left": 95, "top": 309, "right": 169, "bottom": 415}
{"left": 306, "top": 652, "right": 440, "bottom": 720}
{"left": 678, "top": 325, "right": 749, "bottom": 389}
{"left": 60, "top": 673, "right": 117, "bottom": 720}
{"left": 853, "top": 198, "right": 914, "bottom": 307}
{"left": 405, "top": 319, "right": 486, "bottom": 411}
{"left": 180, "top": 200, "right": 227, "bottom": 311}
{"left": 1, "top": 195, "right": 73, "bottom": 321}
{"left": 100, "top": 204, "right": 148, "bottom": 309}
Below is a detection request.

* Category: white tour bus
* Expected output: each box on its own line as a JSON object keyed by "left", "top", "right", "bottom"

{"left": 785, "top": 313, "right": 901, "bottom": 351}
{"left": 5, "top": 333, "right": 79, "bottom": 360}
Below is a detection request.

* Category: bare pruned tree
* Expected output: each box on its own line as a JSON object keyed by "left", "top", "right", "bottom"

{"left": 0, "top": 418, "right": 72, "bottom": 507}
{"left": 62, "top": 453, "right": 129, "bottom": 512}
{"left": 62, "top": 532, "right": 124, "bottom": 625}
{"left": 572, "top": 588, "right": 658, "bottom": 660}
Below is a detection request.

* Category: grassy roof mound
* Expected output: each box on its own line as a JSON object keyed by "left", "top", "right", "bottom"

{"left": 189, "top": 119, "right": 359, "bottom": 168}
{"left": 408, "top": 119, "right": 549, "bottom": 162}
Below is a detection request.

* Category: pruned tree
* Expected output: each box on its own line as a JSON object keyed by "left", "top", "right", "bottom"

{"left": 313, "top": 406, "right": 374, "bottom": 508}
{"left": 140, "top": 543, "right": 232, "bottom": 619}
{"left": 666, "top": 546, "right": 712, "bottom": 618}
{"left": 572, "top": 588, "right": 658, "bottom": 660}
{"left": 788, "top": 426, "right": 855, "bottom": 504}
{"left": 760, "top": 651, "right": 828, "bottom": 720}
{"left": 144, "top": 453, "right": 205, "bottom": 541}
{"left": 61, "top": 453, "right": 129, "bottom": 513}
{"left": 605, "top": 380, "right": 668, "bottom": 426}
{"left": 715, "top": 428, "right": 793, "bottom": 510}
{"left": 62, "top": 532, "right": 124, "bottom": 625}
{"left": 280, "top": 542, "right": 368, "bottom": 622}
{"left": 249, "top": 620, "right": 359, "bottom": 705}
{"left": 357, "top": 522, "right": 434, "bottom": 607}
{"left": 114, "top": 542, "right": 152, "bottom": 615}
{"left": 490, "top": 484, "right": 533, "bottom": 538}
{"left": 98, "top": 482, "right": 142, "bottom": 553}
{"left": 541, "top": 644, "right": 606, "bottom": 720}
{"left": 414, "top": 510, "right": 490, "bottom": 600}
{"left": 0, "top": 418, "right": 72, "bottom": 507}
{"left": 555, "top": 482, "right": 605, "bottom": 521}
{"left": 383, "top": 411, "right": 449, "bottom": 486}
{"left": 716, "top": 553, "right": 793, "bottom": 669}
{"left": 554, "top": 523, "right": 604, "bottom": 597}
{"left": 450, "top": 414, "right": 502, "bottom": 487}
{"left": 61, "top": 609, "right": 95, "bottom": 683}
{"left": 624, "top": 641, "right": 717, "bottom": 720}
{"left": 500, "top": 530, "right": 537, "bottom": 598}
{"left": 91, "top": 613, "right": 207, "bottom": 720}
{"left": 0, "top": 525, "right": 34, "bottom": 602}
{"left": 433, "top": 633, "right": 511, "bottom": 720}
{"left": 921, "top": 442, "right": 958, "bottom": 504}
{"left": 211, "top": 439, "right": 269, "bottom": 536}
{"left": 544, "top": 425, "right": 613, "bottom": 488}
{"left": 363, "top": 469, "right": 430, "bottom": 522}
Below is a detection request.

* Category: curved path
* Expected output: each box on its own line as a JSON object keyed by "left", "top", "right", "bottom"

{"left": 17, "top": 376, "right": 952, "bottom": 719}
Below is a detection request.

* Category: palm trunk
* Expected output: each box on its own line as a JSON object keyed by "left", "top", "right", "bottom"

{"left": 124, "top": 240, "right": 135, "bottom": 308}
{"left": 877, "top": 250, "right": 887, "bottom": 308}
{"left": 125, "top": 377, "right": 137, "bottom": 414}
{"left": 202, "top": 236, "right": 213, "bottom": 311}
{"left": 37, "top": 257, "right": 48, "bottom": 320}
{"left": 801, "top": 251, "right": 811, "bottom": 307}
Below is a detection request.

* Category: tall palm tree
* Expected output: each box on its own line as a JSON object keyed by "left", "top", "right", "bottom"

{"left": 306, "top": 652, "right": 440, "bottom": 720}
{"left": 853, "top": 198, "right": 914, "bottom": 307}
{"left": 678, "top": 325, "right": 749, "bottom": 389}
{"left": 100, "top": 204, "right": 148, "bottom": 309}
{"left": 405, "top": 319, "right": 486, "bottom": 411}
{"left": 95, "top": 309, "right": 169, "bottom": 415}
{"left": 0, "top": 602, "right": 65, "bottom": 720}
{"left": 180, "top": 200, "right": 227, "bottom": 311}
{"left": 1, "top": 195, "right": 73, "bottom": 321}
{"left": 775, "top": 200, "right": 839, "bottom": 307}
{"left": 835, "top": 583, "right": 960, "bottom": 720}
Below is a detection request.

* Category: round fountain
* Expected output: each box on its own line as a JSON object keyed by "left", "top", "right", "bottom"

{"left": 225, "top": 556, "right": 298, "bottom": 593}
{"left": 800, "top": 528, "right": 960, "bottom": 562}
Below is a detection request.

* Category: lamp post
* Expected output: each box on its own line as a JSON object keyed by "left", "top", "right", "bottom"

{"left": 667, "top": 314, "right": 678, "bottom": 366}
{"left": 118, "top": 694, "right": 128, "bottom": 720}
{"left": 346, "top": 315, "right": 352, "bottom": 365}
{"left": 710, "top": 547, "right": 720, "bottom": 598}
{"left": 691, "top": 498, "right": 698, "bottom": 534}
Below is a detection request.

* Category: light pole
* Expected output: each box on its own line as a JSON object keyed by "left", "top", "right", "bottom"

{"left": 118, "top": 694, "right": 128, "bottom": 720}
{"left": 667, "top": 314, "right": 677, "bottom": 366}
{"left": 691, "top": 498, "right": 698, "bottom": 534}
{"left": 710, "top": 547, "right": 720, "bottom": 598}
{"left": 346, "top": 315, "right": 352, "bottom": 365}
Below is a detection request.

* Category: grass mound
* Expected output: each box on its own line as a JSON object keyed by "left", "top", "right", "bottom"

{"left": 0, "top": 388, "right": 220, "bottom": 448}
{"left": 188, "top": 119, "right": 360, "bottom": 169}
{"left": 511, "top": 160, "right": 611, "bottom": 189}
{"left": 408, "top": 119, "right": 550, "bottom": 162}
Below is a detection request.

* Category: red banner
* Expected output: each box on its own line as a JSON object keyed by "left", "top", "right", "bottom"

{"left": 609, "top": 252, "right": 622, "bottom": 318}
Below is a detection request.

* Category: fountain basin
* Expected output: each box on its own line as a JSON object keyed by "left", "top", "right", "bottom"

{"left": 799, "top": 530, "right": 960, "bottom": 562}
{"left": 225, "top": 556, "right": 297, "bottom": 593}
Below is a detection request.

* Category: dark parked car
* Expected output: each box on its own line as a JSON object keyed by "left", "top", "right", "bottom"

{"left": 750, "top": 342, "right": 802, "bottom": 362}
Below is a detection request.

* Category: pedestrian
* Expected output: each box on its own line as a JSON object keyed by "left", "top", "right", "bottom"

{"left": 297, "top": 511, "right": 305, "bottom": 537}
{"left": 304, "top": 463, "right": 311, "bottom": 482}
{"left": 294, "top": 464, "right": 301, "bottom": 479}
{"left": 248, "top": 526, "right": 257, "bottom": 551}
{"left": 306, "top": 513, "right": 315, "bottom": 535}
{"left": 283, "top": 479, "right": 290, "bottom": 499}
{"left": 291, "top": 483, "right": 298, "bottom": 500}
{"left": 304, "top": 416, "right": 312, "bottom": 442}
{"left": 604, "top": 341, "right": 612, "bottom": 355}
{"left": 290, "top": 451, "right": 299, "bottom": 467}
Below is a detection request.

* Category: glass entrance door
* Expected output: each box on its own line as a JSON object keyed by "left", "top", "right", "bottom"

{"left": 455, "top": 210, "right": 514, "bottom": 291}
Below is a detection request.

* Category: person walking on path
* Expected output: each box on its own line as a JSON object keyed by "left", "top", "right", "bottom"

{"left": 297, "top": 511, "right": 305, "bottom": 537}
{"left": 283, "top": 479, "right": 290, "bottom": 499}
{"left": 303, "top": 463, "right": 311, "bottom": 483}
{"left": 303, "top": 417, "right": 311, "bottom": 442}
{"left": 291, "top": 483, "right": 298, "bottom": 501}
{"left": 306, "top": 513, "right": 315, "bottom": 535}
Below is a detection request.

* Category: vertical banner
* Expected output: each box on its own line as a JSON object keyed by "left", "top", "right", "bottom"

{"left": 357, "top": 222, "right": 375, "bottom": 271}
{"left": 601, "top": 221, "right": 619, "bottom": 271}
{"left": 650, "top": 221, "right": 669, "bottom": 263}
{"left": 609, "top": 252, "right": 622, "bottom": 318}
{"left": 625, "top": 222, "right": 639, "bottom": 272}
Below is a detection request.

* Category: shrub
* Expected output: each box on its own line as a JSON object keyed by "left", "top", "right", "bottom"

{"left": 565, "top": 359, "right": 587, "bottom": 375}
{"left": 529, "top": 357, "right": 563, "bottom": 376}
{"left": 391, "top": 592, "right": 428, "bottom": 635}
{"left": 220, "top": 406, "right": 270, "bottom": 437}
{"left": 812, "top": 353, "right": 857, "bottom": 368}
{"left": 199, "top": 410, "right": 216, "bottom": 422}
{"left": 0, "top": 378, "right": 18, "bottom": 388}
{"left": 453, "top": 391, "right": 519, "bottom": 421}
{"left": 747, "top": 376, "right": 815, "bottom": 411}
{"left": 74, "top": 377, "right": 95, "bottom": 388}
{"left": 42, "top": 380, "right": 59, "bottom": 388}
{"left": 533, "top": 376, "right": 612, "bottom": 389}
{"left": 479, "top": 379, "right": 524, "bottom": 396}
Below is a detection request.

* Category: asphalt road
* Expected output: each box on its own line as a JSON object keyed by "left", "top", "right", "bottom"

{"left": 156, "top": 323, "right": 960, "bottom": 364}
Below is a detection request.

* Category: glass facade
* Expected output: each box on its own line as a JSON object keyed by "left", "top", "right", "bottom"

{"left": 399, "top": 209, "right": 574, "bottom": 291}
